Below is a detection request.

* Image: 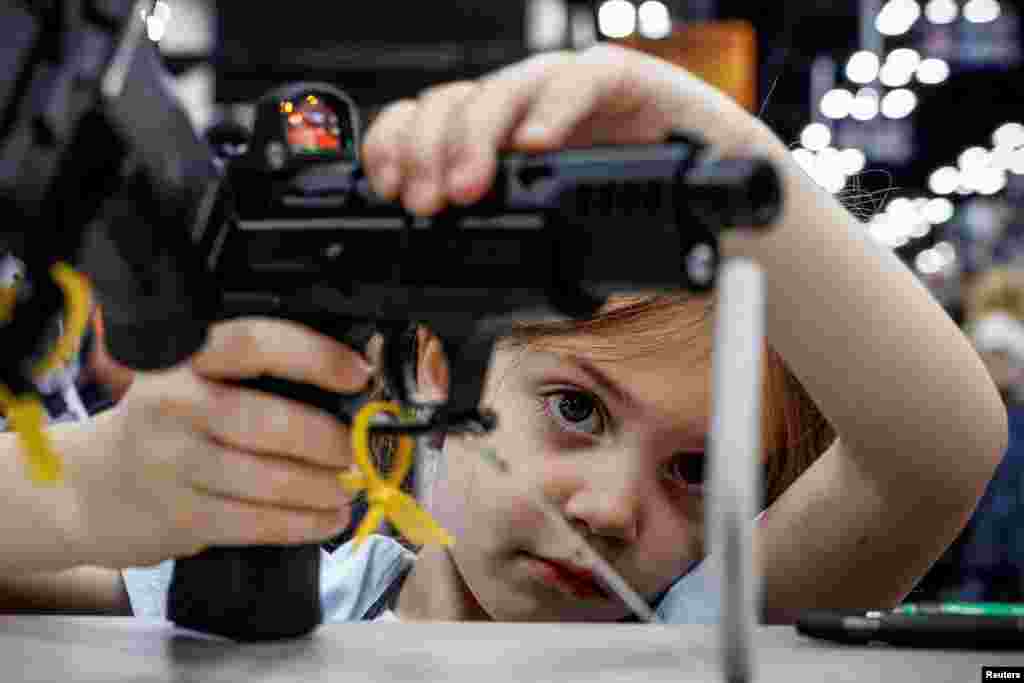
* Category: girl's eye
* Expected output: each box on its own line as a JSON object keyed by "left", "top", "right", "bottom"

{"left": 541, "top": 390, "right": 606, "bottom": 435}
{"left": 664, "top": 452, "right": 706, "bottom": 493}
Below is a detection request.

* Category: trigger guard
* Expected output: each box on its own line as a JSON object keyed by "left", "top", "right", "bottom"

{"left": 380, "top": 323, "right": 419, "bottom": 406}
{"left": 375, "top": 322, "right": 500, "bottom": 436}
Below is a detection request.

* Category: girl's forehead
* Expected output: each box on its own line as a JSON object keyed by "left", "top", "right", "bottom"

{"left": 511, "top": 315, "right": 715, "bottom": 375}
{"left": 516, "top": 337, "right": 711, "bottom": 374}
{"left": 515, "top": 294, "right": 715, "bottom": 358}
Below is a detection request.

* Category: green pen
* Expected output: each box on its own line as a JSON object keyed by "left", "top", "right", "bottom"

{"left": 895, "top": 602, "right": 1024, "bottom": 617}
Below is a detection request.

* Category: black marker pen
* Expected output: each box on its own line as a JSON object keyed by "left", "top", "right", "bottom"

{"left": 796, "top": 610, "right": 1024, "bottom": 650}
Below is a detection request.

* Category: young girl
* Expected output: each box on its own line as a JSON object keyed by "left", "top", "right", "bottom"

{"left": 0, "top": 45, "right": 1006, "bottom": 623}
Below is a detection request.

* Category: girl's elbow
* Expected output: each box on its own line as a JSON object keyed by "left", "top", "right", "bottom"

{"left": 980, "top": 388, "right": 1009, "bottom": 472}
{"left": 962, "top": 390, "right": 1008, "bottom": 502}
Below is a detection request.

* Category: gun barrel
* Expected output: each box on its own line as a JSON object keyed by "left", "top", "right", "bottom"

{"left": 683, "top": 156, "right": 782, "bottom": 231}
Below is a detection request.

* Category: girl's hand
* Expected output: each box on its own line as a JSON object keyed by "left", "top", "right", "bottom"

{"left": 64, "top": 317, "right": 372, "bottom": 569}
{"left": 360, "top": 44, "right": 772, "bottom": 217}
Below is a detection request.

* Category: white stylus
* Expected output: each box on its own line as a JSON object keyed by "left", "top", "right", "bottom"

{"left": 62, "top": 383, "right": 91, "bottom": 422}
{"left": 709, "top": 258, "right": 764, "bottom": 683}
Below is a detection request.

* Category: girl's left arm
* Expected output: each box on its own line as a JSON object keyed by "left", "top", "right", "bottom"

{"left": 720, "top": 120, "right": 1008, "bottom": 609}
{"left": 356, "top": 44, "right": 1008, "bottom": 609}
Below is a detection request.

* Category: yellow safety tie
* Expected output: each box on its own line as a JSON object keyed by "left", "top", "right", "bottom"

{"left": 34, "top": 263, "right": 92, "bottom": 376}
{"left": 0, "top": 384, "right": 62, "bottom": 484}
{"left": 338, "top": 401, "right": 454, "bottom": 548}
{"left": 0, "top": 263, "right": 92, "bottom": 485}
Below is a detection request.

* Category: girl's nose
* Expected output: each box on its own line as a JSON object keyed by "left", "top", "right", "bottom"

{"left": 561, "top": 462, "right": 645, "bottom": 544}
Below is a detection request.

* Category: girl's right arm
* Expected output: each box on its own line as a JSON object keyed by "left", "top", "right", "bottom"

{"left": 0, "top": 567, "right": 132, "bottom": 615}
{"left": 0, "top": 420, "right": 103, "bottom": 576}
{"left": 0, "top": 419, "right": 131, "bottom": 614}
{"left": 0, "top": 317, "right": 372, "bottom": 614}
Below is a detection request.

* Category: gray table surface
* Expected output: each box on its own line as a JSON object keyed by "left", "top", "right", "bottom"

{"left": 0, "top": 617, "right": 1021, "bottom": 682}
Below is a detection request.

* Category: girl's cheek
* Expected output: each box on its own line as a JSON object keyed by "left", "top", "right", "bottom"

{"left": 427, "top": 471, "right": 470, "bottom": 538}
{"left": 428, "top": 443, "right": 490, "bottom": 536}
{"left": 500, "top": 494, "right": 549, "bottom": 530}
{"left": 430, "top": 444, "right": 539, "bottom": 534}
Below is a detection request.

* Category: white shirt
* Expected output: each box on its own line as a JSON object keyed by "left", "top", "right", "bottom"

{"left": 122, "top": 530, "right": 750, "bottom": 624}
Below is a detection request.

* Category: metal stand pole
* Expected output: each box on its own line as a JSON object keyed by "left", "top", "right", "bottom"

{"left": 709, "top": 257, "right": 764, "bottom": 683}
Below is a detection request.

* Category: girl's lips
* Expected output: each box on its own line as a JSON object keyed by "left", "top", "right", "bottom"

{"left": 522, "top": 553, "right": 614, "bottom": 600}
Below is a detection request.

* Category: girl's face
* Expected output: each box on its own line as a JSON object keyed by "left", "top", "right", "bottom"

{"left": 429, "top": 323, "right": 714, "bottom": 622}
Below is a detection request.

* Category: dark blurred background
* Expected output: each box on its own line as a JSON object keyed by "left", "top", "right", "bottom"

{"left": 143, "top": 0, "right": 1024, "bottom": 605}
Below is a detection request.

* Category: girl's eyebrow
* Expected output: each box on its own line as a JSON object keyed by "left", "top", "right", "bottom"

{"left": 565, "top": 356, "right": 711, "bottom": 446}
{"left": 567, "top": 357, "right": 639, "bottom": 410}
